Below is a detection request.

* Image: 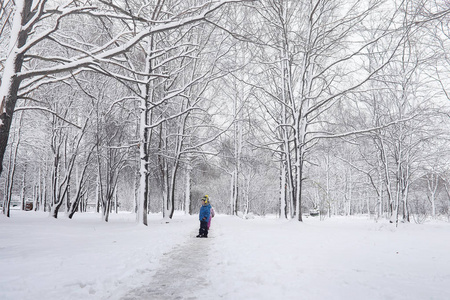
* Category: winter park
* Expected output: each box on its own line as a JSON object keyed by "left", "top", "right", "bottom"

{"left": 1, "top": 0, "right": 450, "bottom": 299}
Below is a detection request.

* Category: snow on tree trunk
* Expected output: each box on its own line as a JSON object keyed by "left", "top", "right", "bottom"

{"left": 95, "top": 174, "right": 100, "bottom": 214}
{"left": 325, "top": 153, "right": 331, "bottom": 219}
{"left": 114, "top": 188, "right": 118, "bottom": 214}
{"left": 295, "top": 158, "right": 303, "bottom": 222}
{"left": 279, "top": 161, "right": 287, "bottom": 219}
{"left": 3, "top": 112, "right": 22, "bottom": 217}
{"left": 377, "top": 161, "right": 384, "bottom": 220}
{"left": 20, "top": 173, "right": 25, "bottom": 210}
{"left": 137, "top": 96, "right": 149, "bottom": 226}
{"left": 185, "top": 162, "right": 192, "bottom": 215}
{"left": 0, "top": 0, "right": 31, "bottom": 177}
{"left": 426, "top": 172, "right": 440, "bottom": 219}
{"left": 169, "top": 168, "right": 177, "bottom": 219}
{"left": 229, "top": 171, "right": 236, "bottom": 215}
{"left": 43, "top": 173, "right": 47, "bottom": 212}
{"left": 294, "top": 112, "right": 307, "bottom": 222}
{"left": 102, "top": 198, "right": 111, "bottom": 222}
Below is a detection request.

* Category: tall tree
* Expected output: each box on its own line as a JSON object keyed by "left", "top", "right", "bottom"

{"left": 238, "top": 0, "right": 402, "bottom": 220}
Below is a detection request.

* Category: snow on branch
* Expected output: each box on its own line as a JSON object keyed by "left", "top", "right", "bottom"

{"left": 16, "top": 1, "right": 243, "bottom": 81}
{"left": 307, "top": 114, "right": 419, "bottom": 143}
{"left": 14, "top": 106, "right": 82, "bottom": 129}
{"left": 19, "top": 5, "right": 97, "bottom": 55}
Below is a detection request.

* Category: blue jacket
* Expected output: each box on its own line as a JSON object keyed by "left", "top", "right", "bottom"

{"left": 199, "top": 203, "right": 211, "bottom": 222}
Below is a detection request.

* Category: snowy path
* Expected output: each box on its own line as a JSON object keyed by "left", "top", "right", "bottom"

{"left": 118, "top": 231, "right": 211, "bottom": 300}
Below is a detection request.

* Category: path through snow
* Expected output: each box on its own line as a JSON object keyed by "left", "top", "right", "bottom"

{"left": 117, "top": 230, "right": 211, "bottom": 300}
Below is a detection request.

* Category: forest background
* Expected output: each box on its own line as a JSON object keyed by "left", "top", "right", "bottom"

{"left": 1, "top": 0, "right": 450, "bottom": 225}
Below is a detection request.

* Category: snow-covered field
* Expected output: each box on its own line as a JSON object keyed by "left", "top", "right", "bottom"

{"left": 1, "top": 211, "right": 449, "bottom": 300}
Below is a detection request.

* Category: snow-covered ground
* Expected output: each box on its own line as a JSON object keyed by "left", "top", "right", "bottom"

{"left": 1, "top": 211, "right": 449, "bottom": 300}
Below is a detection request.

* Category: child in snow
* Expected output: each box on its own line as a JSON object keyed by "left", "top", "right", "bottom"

{"left": 197, "top": 195, "right": 211, "bottom": 238}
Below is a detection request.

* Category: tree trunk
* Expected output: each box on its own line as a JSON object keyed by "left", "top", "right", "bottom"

{"left": 0, "top": 0, "right": 32, "bottom": 177}
{"left": 427, "top": 173, "right": 439, "bottom": 218}
{"left": 185, "top": 162, "right": 192, "bottom": 215}
{"left": 43, "top": 175, "right": 47, "bottom": 212}
{"left": 20, "top": 173, "right": 26, "bottom": 210}
{"left": 168, "top": 163, "right": 180, "bottom": 219}
{"left": 279, "top": 160, "right": 287, "bottom": 219}
{"left": 138, "top": 92, "right": 149, "bottom": 226}
{"left": 229, "top": 171, "right": 236, "bottom": 215}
